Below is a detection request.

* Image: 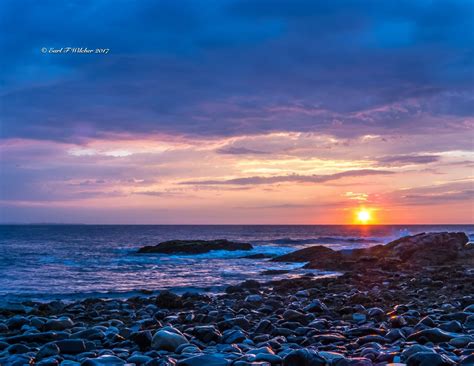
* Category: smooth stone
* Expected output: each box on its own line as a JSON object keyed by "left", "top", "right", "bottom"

{"left": 131, "top": 330, "right": 153, "bottom": 351}
{"left": 37, "top": 357, "right": 60, "bottom": 366}
{"left": 282, "top": 309, "right": 306, "bottom": 323}
{"left": 1, "top": 354, "right": 35, "bottom": 366}
{"left": 81, "top": 355, "right": 126, "bottom": 365}
{"left": 177, "top": 354, "right": 230, "bottom": 366}
{"left": 401, "top": 345, "right": 436, "bottom": 361}
{"left": 5, "top": 331, "right": 69, "bottom": 344}
{"left": 283, "top": 349, "right": 326, "bottom": 366}
{"left": 0, "top": 341, "right": 8, "bottom": 351}
{"left": 245, "top": 295, "right": 263, "bottom": 303}
{"left": 406, "top": 352, "right": 455, "bottom": 366}
{"left": 460, "top": 354, "right": 474, "bottom": 365}
{"left": 151, "top": 329, "right": 188, "bottom": 351}
{"left": 156, "top": 291, "right": 183, "bottom": 309}
{"left": 127, "top": 354, "right": 153, "bottom": 364}
{"left": 464, "top": 315, "right": 474, "bottom": 330}
{"left": 55, "top": 339, "right": 87, "bottom": 355}
{"left": 304, "top": 300, "right": 328, "bottom": 313}
{"left": 5, "top": 316, "right": 28, "bottom": 329}
{"left": 352, "top": 313, "right": 367, "bottom": 323}
{"left": 44, "top": 317, "right": 74, "bottom": 331}
{"left": 246, "top": 347, "right": 274, "bottom": 356}
{"left": 222, "top": 329, "right": 247, "bottom": 344}
{"left": 407, "top": 328, "right": 456, "bottom": 343}
{"left": 440, "top": 320, "right": 463, "bottom": 333}
{"left": 318, "top": 351, "right": 345, "bottom": 363}
{"left": 368, "top": 307, "right": 385, "bottom": 318}
{"left": 37, "top": 343, "right": 61, "bottom": 359}
{"left": 249, "top": 353, "right": 282, "bottom": 363}
{"left": 295, "top": 290, "right": 309, "bottom": 297}
{"left": 71, "top": 328, "right": 105, "bottom": 340}
{"left": 6, "top": 343, "right": 30, "bottom": 354}
{"left": 463, "top": 304, "right": 474, "bottom": 313}
{"left": 193, "top": 326, "right": 222, "bottom": 343}
{"left": 255, "top": 320, "right": 274, "bottom": 334}
{"left": 449, "top": 336, "right": 473, "bottom": 347}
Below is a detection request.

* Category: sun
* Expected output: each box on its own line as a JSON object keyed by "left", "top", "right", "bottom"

{"left": 356, "top": 209, "right": 372, "bottom": 224}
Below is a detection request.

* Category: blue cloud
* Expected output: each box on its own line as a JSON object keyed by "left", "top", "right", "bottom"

{"left": 0, "top": 0, "right": 473, "bottom": 142}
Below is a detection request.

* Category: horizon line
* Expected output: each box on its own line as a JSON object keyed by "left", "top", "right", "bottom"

{"left": 0, "top": 222, "right": 473, "bottom": 226}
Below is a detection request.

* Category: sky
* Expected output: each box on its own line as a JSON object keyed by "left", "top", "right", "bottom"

{"left": 0, "top": 0, "right": 473, "bottom": 224}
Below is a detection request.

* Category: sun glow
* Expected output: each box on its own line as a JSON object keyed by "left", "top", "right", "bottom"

{"left": 356, "top": 208, "right": 372, "bottom": 224}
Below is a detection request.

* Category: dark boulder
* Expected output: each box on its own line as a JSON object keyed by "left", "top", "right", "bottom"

{"left": 407, "top": 328, "right": 456, "bottom": 343}
{"left": 271, "top": 232, "right": 471, "bottom": 270}
{"left": 156, "top": 291, "right": 183, "bottom": 309}
{"left": 137, "top": 239, "right": 253, "bottom": 254}
{"left": 283, "top": 349, "right": 326, "bottom": 366}
{"left": 378, "top": 232, "right": 470, "bottom": 265}
{"left": 272, "top": 245, "right": 344, "bottom": 270}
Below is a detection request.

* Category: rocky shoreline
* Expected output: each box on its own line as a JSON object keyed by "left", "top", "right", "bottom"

{"left": 1, "top": 233, "right": 473, "bottom": 365}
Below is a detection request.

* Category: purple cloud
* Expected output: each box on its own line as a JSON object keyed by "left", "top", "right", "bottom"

{"left": 180, "top": 169, "right": 394, "bottom": 185}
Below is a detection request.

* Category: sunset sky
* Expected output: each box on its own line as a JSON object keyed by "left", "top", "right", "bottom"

{"left": 1, "top": 0, "right": 473, "bottom": 224}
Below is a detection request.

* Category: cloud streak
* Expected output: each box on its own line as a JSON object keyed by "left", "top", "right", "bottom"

{"left": 180, "top": 169, "right": 394, "bottom": 185}
{"left": 376, "top": 154, "right": 441, "bottom": 166}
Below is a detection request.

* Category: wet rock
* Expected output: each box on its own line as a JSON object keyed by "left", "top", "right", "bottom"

{"left": 272, "top": 246, "right": 343, "bottom": 270}
{"left": 177, "top": 354, "right": 230, "bottom": 366}
{"left": 449, "top": 335, "right": 473, "bottom": 347}
{"left": 37, "top": 357, "right": 60, "bottom": 366}
{"left": 460, "top": 354, "right": 474, "bottom": 365}
{"left": 151, "top": 329, "right": 188, "bottom": 351}
{"left": 241, "top": 254, "right": 273, "bottom": 259}
{"left": 131, "top": 330, "right": 153, "bottom": 350}
{"left": 304, "top": 300, "right": 328, "bottom": 313}
{"left": 407, "top": 328, "right": 456, "bottom": 343}
{"left": 222, "top": 329, "right": 247, "bottom": 344}
{"left": 381, "top": 232, "right": 469, "bottom": 265}
{"left": 401, "top": 344, "right": 436, "bottom": 361}
{"left": 406, "top": 352, "right": 455, "bottom": 366}
{"left": 283, "top": 349, "right": 326, "bottom": 366}
{"left": 44, "top": 317, "right": 74, "bottom": 331}
{"left": 464, "top": 315, "right": 474, "bottom": 329}
{"left": 352, "top": 313, "right": 367, "bottom": 323}
{"left": 137, "top": 240, "right": 253, "bottom": 254}
{"left": 81, "top": 355, "right": 126, "bottom": 365}
{"left": 156, "top": 291, "right": 183, "bottom": 309}
{"left": 37, "top": 342, "right": 60, "bottom": 360}
{"left": 71, "top": 328, "right": 105, "bottom": 340}
{"left": 245, "top": 295, "right": 263, "bottom": 303}
{"left": 0, "top": 354, "right": 35, "bottom": 366}
{"left": 255, "top": 319, "right": 274, "bottom": 334}
{"left": 55, "top": 339, "right": 87, "bottom": 354}
{"left": 193, "top": 325, "right": 222, "bottom": 343}
{"left": 5, "top": 331, "right": 69, "bottom": 344}
{"left": 8, "top": 343, "right": 30, "bottom": 355}
{"left": 439, "top": 320, "right": 463, "bottom": 332}
{"left": 127, "top": 354, "right": 153, "bottom": 364}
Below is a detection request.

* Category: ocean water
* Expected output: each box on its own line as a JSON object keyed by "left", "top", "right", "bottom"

{"left": 0, "top": 224, "right": 472, "bottom": 303}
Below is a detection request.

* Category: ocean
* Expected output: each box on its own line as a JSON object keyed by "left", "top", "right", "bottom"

{"left": 0, "top": 224, "right": 472, "bottom": 303}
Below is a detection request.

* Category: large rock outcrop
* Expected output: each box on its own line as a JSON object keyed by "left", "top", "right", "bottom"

{"left": 272, "top": 245, "right": 344, "bottom": 270}
{"left": 137, "top": 239, "right": 253, "bottom": 254}
{"left": 272, "top": 232, "right": 471, "bottom": 271}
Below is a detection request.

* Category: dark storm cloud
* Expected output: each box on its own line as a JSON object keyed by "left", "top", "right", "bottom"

{"left": 1, "top": 0, "right": 473, "bottom": 142}
{"left": 180, "top": 169, "right": 394, "bottom": 185}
